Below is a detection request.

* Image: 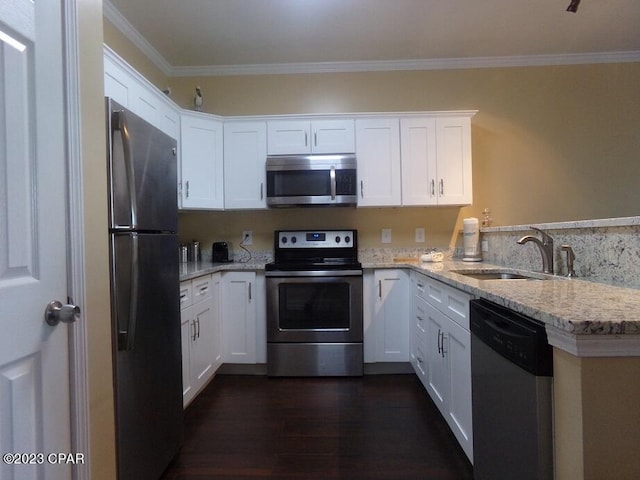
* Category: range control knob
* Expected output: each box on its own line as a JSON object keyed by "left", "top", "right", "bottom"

{"left": 281, "top": 236, "right": 287, "bottom": 244}
{"left": 345, "top": 236, "right": 351, "bottom": 244}
{"left": 335, "top": 236, "right": 341, "bottom": 244}
{"left": 291, "top": 236, "right": 297, "bottom": 244}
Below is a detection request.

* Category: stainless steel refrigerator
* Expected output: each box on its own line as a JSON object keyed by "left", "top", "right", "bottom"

{"left": 106, "top": 98, "right": 183, "bottom": 480}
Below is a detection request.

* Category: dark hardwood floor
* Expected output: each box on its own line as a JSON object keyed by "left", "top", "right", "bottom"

{"left": 160, "top": 374, "right": 472, "bottom": 479}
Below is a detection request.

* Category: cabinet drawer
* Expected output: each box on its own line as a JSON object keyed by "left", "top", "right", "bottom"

{"left": 192, "top": 275, "right": 213, "bottom": 304}
{"left": 414, "top": 295, "right": 428, "bottom": 344}
{"left": 425, "top": 278, "right": 470, "bottom": 330}
{"left": 413, "top": 336, "right": 428, "bottom": 386}
{"left": 180, "top": 281, "right": 193, "bottom": 310}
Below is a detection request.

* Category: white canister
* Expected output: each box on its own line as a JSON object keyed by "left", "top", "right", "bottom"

{"left": 462, "top": 217, "right": 482, "bottom": 262}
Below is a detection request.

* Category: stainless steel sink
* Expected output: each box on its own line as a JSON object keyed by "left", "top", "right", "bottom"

{"left": 451, "top": 270, "right": 548, "bottom": 280}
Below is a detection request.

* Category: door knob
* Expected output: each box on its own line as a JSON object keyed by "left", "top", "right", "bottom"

{"left": 44, "top": 300, "right": 80, "bottom": 326}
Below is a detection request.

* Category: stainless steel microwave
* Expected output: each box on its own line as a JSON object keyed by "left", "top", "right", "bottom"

{"left": 266, "top": 154, "right": 357, "bottom": 207}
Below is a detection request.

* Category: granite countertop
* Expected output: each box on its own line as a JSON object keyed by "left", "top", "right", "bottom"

{"left": 180, "top": 257, "right": 640, "bottom": 355}
{"left": 368, "top": 258, "right": 640, "bottom": 357}
{"left": 179, "top": 260, "right": 266, "bottom": 281}
{"left": 366, "top": 259, "right": 640, "bottom": 336}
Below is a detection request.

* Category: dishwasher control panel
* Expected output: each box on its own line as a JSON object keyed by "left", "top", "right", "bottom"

{"left": 470, "top": 299, "right": 553, "bottom": 376}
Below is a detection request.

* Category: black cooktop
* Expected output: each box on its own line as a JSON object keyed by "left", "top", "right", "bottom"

{"left": 268, "top": 229, "right": 360, "bottom": 271}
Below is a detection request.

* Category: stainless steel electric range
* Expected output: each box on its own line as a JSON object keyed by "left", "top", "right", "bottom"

{"left": 265, "top": 229, "right": 363, "bottom": 376}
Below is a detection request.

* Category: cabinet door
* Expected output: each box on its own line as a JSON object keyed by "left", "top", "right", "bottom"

{"left": 190, "top": 295, "right": 214, "bottom": 389}
{"left": 104, "top": 53, "right": 133, "bottom": 109}
{"left": 356, "top": 118, "right": 401, "bottom": 206}
{"left": 130, "top": 86, "right": 179, "bottom": 140}
{"left": 224, "top": 121, "right": 267, "bottom": 209}
{"left": 311, "top": 119, "right": 355, "bottom": 154}
{"left": 435, "top": 116, "right": 472, "bottom": 205}
{"left": 267, "top": 120, "right": 310, "bottom": 154}
{"left": 222, "top": 272, "right": 257, "bottom": 363}
{"left": 425, "top": 301, "right": 448, "bottom": 415}
{"left": 210, "top": 273, "right": 223, "bottom": 370}
{"left": 180, "top": 306, "right": 194, "bottom": 407}
{"left": 446, "top": 318, "right": 473, "bottom": 461}
{"left": 104, "top": 49, "right": 179, "bottom": 140}
{"left": 400, "top": 117, "right": 438, "bottom": 206}
{"left": 373, "top": 269, "right": 410, "bottom": 362}
{"left": 180, "top": 113, "right": 224, "bottom": 209}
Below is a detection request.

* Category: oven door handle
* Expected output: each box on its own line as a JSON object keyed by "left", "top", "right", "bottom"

{"left": 265, "top": 269, "right": 363, "bottom": 278}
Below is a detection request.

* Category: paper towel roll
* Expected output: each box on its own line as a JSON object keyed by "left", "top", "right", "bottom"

{"left": 462, "top": 217, "right": 482, "bottom": 262}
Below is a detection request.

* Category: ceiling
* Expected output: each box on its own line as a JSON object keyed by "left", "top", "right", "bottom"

{"left": 105, "top": 0, "right": 640, "bottom": 75}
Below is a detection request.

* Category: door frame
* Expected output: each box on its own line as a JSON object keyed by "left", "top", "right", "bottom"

{"left": 63, "top": 1, "right": 90, "bottom": 478}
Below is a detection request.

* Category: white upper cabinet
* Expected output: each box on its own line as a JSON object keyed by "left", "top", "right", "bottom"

{"left": 400, "top": 117, "right": 438, "bottom": 205}
{"left": 267, "top": 119, "right": 355, "bottom": 155}
{"left": 435, "top": 116, "right": 472, "bottom": 205}
{"left": 224, "top": 121, "right": 268, "bottom": 209}
{"left": 103, "top": 47, "right": 179, "bottom": 140}
{"left": 180, "top": 112, "right": 224, "bottom": 210}
{"left": 355, "top": 118, "right": 402, "bottom": 207}
{"left": 401, "top": 115, "right": 472, "bottom": 206}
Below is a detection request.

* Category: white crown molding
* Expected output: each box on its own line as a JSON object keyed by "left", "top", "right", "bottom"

{"left": 103, "top": 0, "right": 173, "bottom": 76}
{"left": 104, "top": 0, "right": 640, "bottom": 78}
{"left": 171, "top": 51, "right": 640, "bottom": 77}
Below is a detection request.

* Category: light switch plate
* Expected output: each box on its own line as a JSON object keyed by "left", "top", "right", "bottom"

{"left": 415, "top": 227, "right": 425, "bottom": 243}
{"left": 381, "top": 228, "right": 392, "bottom": 244}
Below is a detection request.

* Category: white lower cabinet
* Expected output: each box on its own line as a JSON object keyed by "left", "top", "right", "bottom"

{"left": 180, "top": 273, "right": 222, "bottom": 408}
{"left": 364, "top": 269, "right": 410, "bottom": 363}
{"left": 411, "top": 271, "right": 473, "bottom": 462}
{"left": 221, "top": 271, "right": 258, "bottom": 364}
{"left": 411, "top": 291, "right": 429, "bottom": 386}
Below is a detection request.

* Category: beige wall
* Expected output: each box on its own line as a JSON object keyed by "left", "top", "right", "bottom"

{"left": 104, "top": 21, "right": 640, "bottom": 247}
{"left": 167, "top": 64, "right": 640, "bottom": 229}
{"left": 178, "top": 206, "right": 464, "bottom": 252}
{"left": 175, "top": 63, "right": 640, "bottom": 251}
{"left": 82, "top": 3, "right": 117, "bottom": 479}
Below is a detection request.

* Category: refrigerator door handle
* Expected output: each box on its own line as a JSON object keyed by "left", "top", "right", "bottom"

{"left": 114, "top": 234, "right": 140, "bottom": 351}
{"left": 113, "top": 109, "right": 138, "bottom": 229}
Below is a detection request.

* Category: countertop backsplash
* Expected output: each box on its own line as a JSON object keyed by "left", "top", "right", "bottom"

{"left": 186, "top": 216, "right": 640, "bottom": 289}
{"left": 480, "top": 216, "right": 640, "bottom": 289}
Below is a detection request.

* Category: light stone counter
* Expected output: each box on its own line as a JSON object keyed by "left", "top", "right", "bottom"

{"left": 179, "top": 260, "right": 266, "bottom": 282}
{"left": 365, "top": 259, "right": 640, "bottom": 357}
{"left": 179, "top": 255, "right": 640, "bottom": 356}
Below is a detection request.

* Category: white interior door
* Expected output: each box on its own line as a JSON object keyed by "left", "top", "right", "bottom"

{"left": 0, "top": 1, "right": 73, "bottom": 479}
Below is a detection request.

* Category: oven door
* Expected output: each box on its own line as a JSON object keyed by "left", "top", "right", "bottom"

{"left": 266, "top": 270, "right": 363, "bottom": 343}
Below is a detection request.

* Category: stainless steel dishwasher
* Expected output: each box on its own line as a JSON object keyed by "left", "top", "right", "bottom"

{"left": 470, "top": 299, "right": 554, "bottom": 480}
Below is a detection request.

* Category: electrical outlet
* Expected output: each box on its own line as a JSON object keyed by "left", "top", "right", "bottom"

{"left": 415, "top": 227, "right": 425, "bottom": 243}
{"left": 381, "top": 228, "right": 392, "bottom": 244}
{"left": 242, "top": 231, "right": 253, "bottom": 246}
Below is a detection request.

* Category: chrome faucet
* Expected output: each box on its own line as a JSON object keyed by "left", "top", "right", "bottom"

{"left": 561, "top": 244, "right": 576, "bottom": 277}
{"left": 517, "top": 226, "right": 554, "bottom": 274}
